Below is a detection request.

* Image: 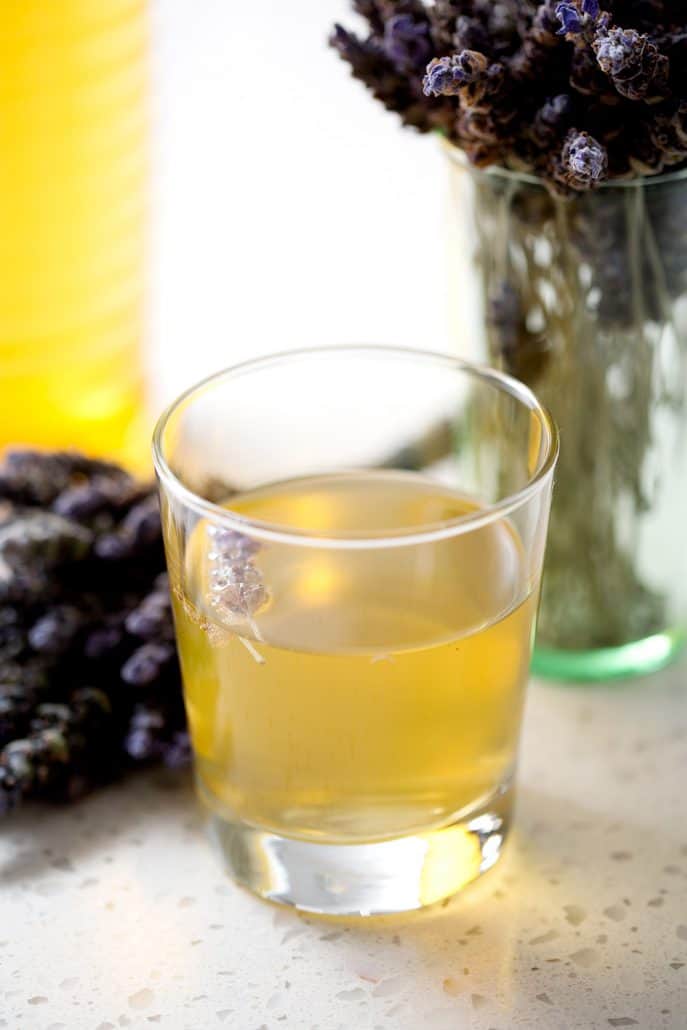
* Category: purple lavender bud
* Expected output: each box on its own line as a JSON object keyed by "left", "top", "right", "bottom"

{"left": 207, "top": 526, "right": 259, "bottom": 562}
{"left": 122, "top": 496, "right": 161, "bottom": 547}
{"left": 32, "top": 702, "right": 71, "bottom": 727}
{"left": 567, "top": 131, "right": 607, "bottom": 182}
{"left": 28, "top": 606, "right": 83, "bottom": 656}
{"left": 594, "top": 28, "right": 640, "bottom": 78}
{"left": 423, "top": 50, "right": 489, "bottom": 98}
{"left": 84, "top": 624, "right": 124, "bottom": 659}
{"left": 382, "top": 15, "right": 431, "bottom": 74}
{"left": 559, "top": 128, "right": 608, "bottom": 188}
{"left": 532, "top": 93, "right": 574, "bottom": 147}
{"left": 125, "top": 593, "right": 170, "bottom": 641}
{"left": 531, "top": 1, "right": 562, "bottom": 43}
{"left": 454, "top": 16, "right": 491, "bottom": 55}
{"left": 593, "top": 26, "right": 670, "bottom": 101}
{"left": 582, "top": 0, "right": 599, "bottom": 16}
{"left": 94, "top": 494, "right": 161, "bottom": 560}
{"left": 555, "top": 2, "right": 584, "bottom": 36}
{"left": 209, "top": 563, "right": 268, "bottom": 623}
{"left": 93, "top": 534, "right": 129, "bottom": 560}
{"left": 121, "top": 642, "right": 175, "bottom": 687}
{"left": 154, "top": 572, "right": 170, "bottom": 591}
{"left": 162, "top": 730, "right": 192, "bottom": 770}
{"left": 53, "top": 482, "right": 110, "bottom": 520}
{"left": 124, "top": 707, "right": 166, "bottom": 761}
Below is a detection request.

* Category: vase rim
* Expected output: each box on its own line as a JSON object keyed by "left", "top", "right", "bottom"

{"left": 441, "top": 138, "right": 687, "bottom": 191}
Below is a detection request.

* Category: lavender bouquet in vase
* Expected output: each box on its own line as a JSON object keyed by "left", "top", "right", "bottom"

{"left": 332, "top": 0, "right": 687, "bottom": 680}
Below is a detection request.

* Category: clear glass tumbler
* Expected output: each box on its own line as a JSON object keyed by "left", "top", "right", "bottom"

{"left": 153, "top": 346, "right": 558, "bottom": 915}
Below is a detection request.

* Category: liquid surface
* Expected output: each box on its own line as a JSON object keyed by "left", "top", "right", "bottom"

{"left": 0, "top": 1, "right": 147, "bottom": 465}
{"left": 170, "top": 472, "right": 537, "bottom": 843}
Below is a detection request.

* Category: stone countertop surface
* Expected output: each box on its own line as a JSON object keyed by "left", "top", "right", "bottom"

{"left": 2, "top": 664, "right": 686, "bottom": 1030}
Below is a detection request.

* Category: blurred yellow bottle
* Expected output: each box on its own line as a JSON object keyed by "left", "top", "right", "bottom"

{"left": 0, "top": 0, "right": 148, "bottom": 467}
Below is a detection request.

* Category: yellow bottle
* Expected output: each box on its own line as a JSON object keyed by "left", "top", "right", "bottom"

{"left": 0, "top": 0, "right": 148, "bottom": 467}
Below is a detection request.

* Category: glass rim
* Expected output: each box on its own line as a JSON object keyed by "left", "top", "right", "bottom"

{"left": 442, "top": 137, "right": 687, "bottom": 191}
{"left": 152, "top": 345, "right": 559, "bottom": 550}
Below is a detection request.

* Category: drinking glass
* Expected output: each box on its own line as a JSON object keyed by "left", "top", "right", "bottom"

{"left": 153, "top": 346, "right": 558, "bottom": 915}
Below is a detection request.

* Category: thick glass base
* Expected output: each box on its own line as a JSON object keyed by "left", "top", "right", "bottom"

{"left": 533, "top": 629, "right": 686, "bottom": 683}
{"left": 207, "top": 792, "right": 512, "bottom": 916}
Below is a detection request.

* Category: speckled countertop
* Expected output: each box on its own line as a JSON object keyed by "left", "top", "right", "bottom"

{"left": 2, "top": 662, "right": 686, "bottom": 1030}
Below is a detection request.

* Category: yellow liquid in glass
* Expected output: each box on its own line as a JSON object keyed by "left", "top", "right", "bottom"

{"left": 0, "top": 0, "right": 148, "bottom": 466}
{"left": 171, "top": 472, "right": 536, "bottom": 844}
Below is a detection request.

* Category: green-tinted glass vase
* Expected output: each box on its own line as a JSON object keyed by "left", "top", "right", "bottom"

{"left": 447, "top": 145, "right": 687, "bottom": 681}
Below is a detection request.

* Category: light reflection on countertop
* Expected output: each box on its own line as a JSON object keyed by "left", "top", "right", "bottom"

{"left": 1, "top": 661, "right": 686, "bottom": 1030}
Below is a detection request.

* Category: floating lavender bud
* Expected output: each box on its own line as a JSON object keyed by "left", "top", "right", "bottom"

{"left": 205, "top": 525, "right": 268, "bottom": 638}
{"left": 209, "top": 562, "right": 268, "bottom": 622}
{"left": 207, "top": 526, "right": 259, "bottom": 562}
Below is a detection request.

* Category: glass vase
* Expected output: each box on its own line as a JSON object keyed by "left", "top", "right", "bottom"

{"left": 446, "top": 146, "right": 687, "bottom": 681}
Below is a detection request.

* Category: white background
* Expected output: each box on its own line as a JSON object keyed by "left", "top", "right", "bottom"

{"left": 149, "top": 0, "right": 451, "bottom": 407}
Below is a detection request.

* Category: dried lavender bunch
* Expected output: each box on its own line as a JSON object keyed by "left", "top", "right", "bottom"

{"left": 334, "top": 2, "right": 687, "bottom": 655}
{"left": 0, "top": 451, "right": 190, "bottom": 815}
{"left": 331, "top": 1, "right": 687, "bottom": 187}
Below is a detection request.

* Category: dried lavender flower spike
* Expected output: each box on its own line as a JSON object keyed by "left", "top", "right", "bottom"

{"left": 333, "top": 0, "right": 687, "bottom": 188}
{"left": 0, "top": 447, "right": 190, "bottom": 815}
{"left": 592, "top": 26, "right": 670, "bottom": 102}
{"left": 423, "top": 50, "right": 489, "bottom": 98}
{"left": 555, "top": 128, "right": 608, "bottom": 189}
